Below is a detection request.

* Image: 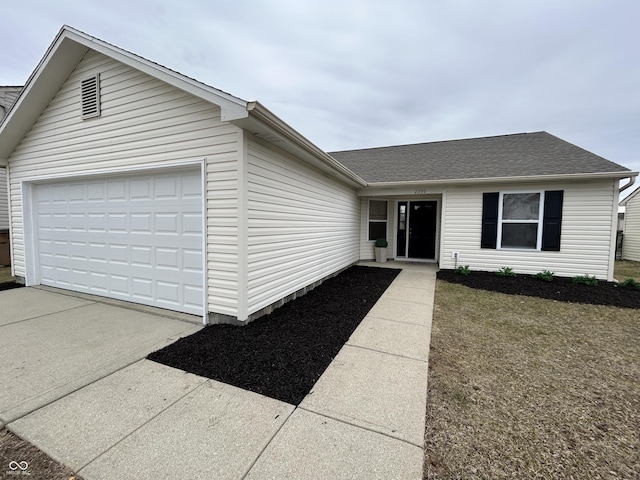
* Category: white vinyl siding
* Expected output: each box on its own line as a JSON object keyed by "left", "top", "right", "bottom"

{"left": 0, "top": 168, "right": 7, "bottom": 229}
{"left": 622, "top": 192, "right": 640, "bottom": 261}
{"left": 245, "top": 137, "right": 359, "bottom": 318}
{"left": 440, "top": 180, "right": 618, "bottom": 280}
{"left": 7, "top": 50, "right": 242, "bottom": 317}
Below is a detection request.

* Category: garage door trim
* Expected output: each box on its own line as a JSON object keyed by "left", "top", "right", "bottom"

{"left": 21, "top": 161, "right": 207, "bottom": 322}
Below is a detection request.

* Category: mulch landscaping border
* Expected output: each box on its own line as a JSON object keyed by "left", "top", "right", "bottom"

{"left": 0, "top": 281, "right": 23, "bottom": 292}
{"left": 148, "top": 266, "right": 400, "bottom": 405}
{"left": 437, "top": 269, "right": 640, "bottom": 309}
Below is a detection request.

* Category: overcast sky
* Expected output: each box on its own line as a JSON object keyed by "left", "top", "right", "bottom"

{"left": 2, "top": 0, "right": 639, "bottom": 195}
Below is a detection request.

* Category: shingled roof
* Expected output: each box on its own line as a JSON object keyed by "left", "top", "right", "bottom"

{"left": 329, "top": 132, "right": 631, "bottom": 184}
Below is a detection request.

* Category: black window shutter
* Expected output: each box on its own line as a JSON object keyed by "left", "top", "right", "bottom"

{"left": 481, "top": 192, "right": 499, "bottom": 249}
{"left": 542, "top": 190, "right": 563, "bottom": 251}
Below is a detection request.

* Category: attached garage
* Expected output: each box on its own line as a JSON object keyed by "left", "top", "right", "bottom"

{"left": 26, "top": 167, "right": 204, "bottom": 315}
{"left": 0, "top": 27, "right": 363, "bottom": 324}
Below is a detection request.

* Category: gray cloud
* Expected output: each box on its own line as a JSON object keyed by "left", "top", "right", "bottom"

{"left": 1, "top": 0, "right": 638, "bottom": 193}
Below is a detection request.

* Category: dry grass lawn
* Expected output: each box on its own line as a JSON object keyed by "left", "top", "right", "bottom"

{"left": 615, "top": 259, "right": 640, "bottom": 282}
{"left": 0, "top": 266, "right": 14, "bottom": 283}
{"left": 0, "top": 429, "right": 82, "bottom": 480}
{"left": 425, "top": 281, "right": 639, "bottom": 479}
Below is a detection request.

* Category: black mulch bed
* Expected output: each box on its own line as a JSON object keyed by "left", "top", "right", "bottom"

{"left": 438, "top": 269, "right": 640, "bottom": 309}
{"left": 0, "top": 281, "right": 23, "bottom": 291}
{"left": 148, "top": 266, "right": 400, "bottom": 405}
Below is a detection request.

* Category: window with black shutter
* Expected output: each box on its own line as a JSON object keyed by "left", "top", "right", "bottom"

{"left": 480, "top": 190, "right": 563, "bottom": 251}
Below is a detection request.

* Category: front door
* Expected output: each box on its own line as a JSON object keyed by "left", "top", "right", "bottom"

{"left": 397, "top": 201, "right": 437, "bottom": 259}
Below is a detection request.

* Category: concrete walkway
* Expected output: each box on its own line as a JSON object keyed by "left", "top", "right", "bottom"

{"left": 3, "top": 262, "right": 436, "bottom": 479}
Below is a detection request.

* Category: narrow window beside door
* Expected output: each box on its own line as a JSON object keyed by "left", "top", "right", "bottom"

{"left": 368, "top": 200, "right": 388, "bottom": 241}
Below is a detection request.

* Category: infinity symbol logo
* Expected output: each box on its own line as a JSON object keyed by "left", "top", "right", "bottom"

{"left": 8, "top": 461, "right": 29, "bottom": 471}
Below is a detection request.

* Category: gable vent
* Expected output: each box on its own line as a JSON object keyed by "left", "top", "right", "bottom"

{"left": 81, "top": 74, "right": 101, "bottom": 119}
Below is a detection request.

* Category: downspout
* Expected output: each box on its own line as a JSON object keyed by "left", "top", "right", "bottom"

{"left": 619, "top": 175, "right": 637, "bottom": 195}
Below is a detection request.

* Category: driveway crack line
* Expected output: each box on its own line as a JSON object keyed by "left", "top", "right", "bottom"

{"left": 297, "top": 406, "right": 425, "bottom": 450}
{"left": 0, "top": 303, "right": 97, "bottom": 327}
{"left": 239, "top": 405, "right": 297, "bottom": 480}
{"left": 76, "top": 379, "right": 210, "bottom": 473}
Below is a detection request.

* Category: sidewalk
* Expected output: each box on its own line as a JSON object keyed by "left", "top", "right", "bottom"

{"left": 7, "top": 262, "right": 436, "bottom": 479}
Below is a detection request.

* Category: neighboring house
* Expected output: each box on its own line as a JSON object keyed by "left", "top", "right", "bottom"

{"left": 0, "top": 26, "right": 636, "bottom": 324}
{"left": 620, "top": 186, "right": 640, "bottom": 261}
{"left": 0, "top": 86, "right": 22, "bottom": 231}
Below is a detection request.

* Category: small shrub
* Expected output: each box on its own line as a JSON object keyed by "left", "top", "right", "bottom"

{"left": 535, "top": 270, "right": 555, "bottom": 282}
{"left": 619, "top": 277, "right": 640, "bottom": 288}
{"left": 496, "top": 266, "right": 516, "bottom": 277}
{"left": 455, "top": 265, "right": 471, "bottom": 276}
{"left": 572, "top": 274, "right": 598, "bottom": 287}
{"left": 374, "top": 238, "right": 388, "bottom": 248}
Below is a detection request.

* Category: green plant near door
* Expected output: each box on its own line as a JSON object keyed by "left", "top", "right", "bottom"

{"left": 375, "top": 238, "right": 388, "bottom": 248}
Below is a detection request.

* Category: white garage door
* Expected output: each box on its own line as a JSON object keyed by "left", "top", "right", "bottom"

{"left": 34, "top": 168, "right": 204, "bottom": 315}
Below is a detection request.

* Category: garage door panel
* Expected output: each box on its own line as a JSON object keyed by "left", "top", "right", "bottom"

{"left": 156, "top": 248, "right": 179, "bottom": 270}
{"left": 107, "top": 181, "right": 126, "bottom": 201}
{"left": 131, "top": 214, "right": 152, "bottom": 233}
{"left": 107, "top": 213, "right": 127, "bottom": 233}
{"left": 183, "top": 213, "right": 203, "bottom": 235}
{"left": 110, "top": 275, "right": 129, "bottom": 294}
{"left": 90, "top": 271, "right": 109, "bottom": 293}
{"left": 157, "top": 281, "right": 180, "bottom": 304}
{"left": 182, "top": 174, "right": 202, "bottom": 198}
{"left": 34, "top": 168, "right": 204, "bottom": 316}
{"left": 184, "top": 285, "right": 203, "bottom": 308}
{"left": 154, "top": 176, "right": 179, "bottom": 199}
{"left": 155, "top": 213, "right": 178, "bottom": 234}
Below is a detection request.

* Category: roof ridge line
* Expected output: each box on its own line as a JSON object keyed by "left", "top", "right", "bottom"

{"left": 329, "top": 131, "right": 544, "bottom": 154}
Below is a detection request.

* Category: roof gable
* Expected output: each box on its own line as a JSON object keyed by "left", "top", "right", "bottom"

{"left": 0, "top": 26, "right": 249, "bottom": 161}
{"left": 330, "top": 132, "right": 634, "bottom": 184}
{"left": 0, "top": 26, "right": 365, "bottom": 186}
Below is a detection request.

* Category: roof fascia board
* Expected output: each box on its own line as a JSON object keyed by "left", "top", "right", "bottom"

{"left": 364, "top": 171, "right": 639, "bottom": 189}
{"left": 236, "top": 101, "right": 366, "bottom": 187}
{"left": 61, "top": 27, "right": 249, "bottom": 121}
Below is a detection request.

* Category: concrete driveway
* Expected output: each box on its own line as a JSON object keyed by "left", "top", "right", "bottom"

{"left": 0, "top": 287, "right": 201, "bottom": 426}
{"left": 1, "top": 265, "right": 435, "bottom": 479}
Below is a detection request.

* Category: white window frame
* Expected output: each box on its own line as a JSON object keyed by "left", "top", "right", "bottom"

{"left": 497, "top": 190, "right": 545, "bottom": 250}
{"left": 367, "top": 199, "right": 388, "bottom": 241}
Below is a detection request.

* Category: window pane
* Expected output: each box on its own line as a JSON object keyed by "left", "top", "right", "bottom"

{"left": 369, "top": 222, "right": 387, "bottom": 241}
{"left": 369, "top": 200, "right": 388, "bottom": 221}
{"left": 502, "top": 193, "right": 540, "bottom": 220}
{"left": 501, "top": 223, "right": 538, "bottom": 248}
